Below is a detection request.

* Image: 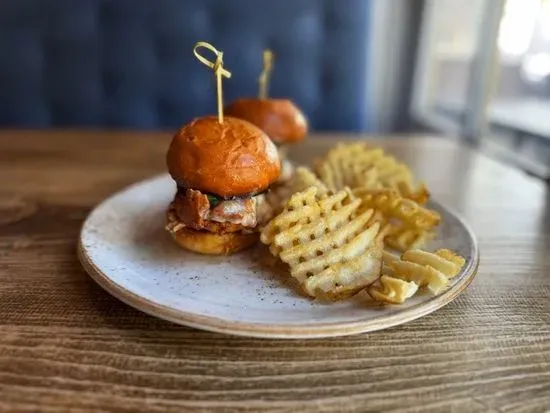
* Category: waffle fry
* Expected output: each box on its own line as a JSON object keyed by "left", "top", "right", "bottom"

{"left": 258, "top": 141, "right": 467, "bottom": 305}
{"left": 315, "top": 143, "right": 377, "bottom": 192}
{"left": 266, "top": 167, "right": 328, "bottom": 215}
{"left": 384, "top": 249, "right": 466, "bottom": 294}
{"left": 354, "top": 188, "right": 440, "bottom": 251}
{"left": 397, "top": 181, "right": 430, "bottom": 205}
{"left": 261, "top": 187, "right": 386, "bottom": 300}
{"left": 382, "top": 250, "right": 400, "bottom": 267}
{"left": 371, "top": 153, "right": 413, "bottom": 188}
{"left": 315, "top": 142, "right": 427, "bottom": 202}
{"left": 385, "top": 229, "right": 436, "bottom": 252}
{"left": 368, "top": 274, "right": 419, "bottom": 304}
{"left": 290, "top": 167, "right": 328, "bottom": 196}
{"left": 403, "top": 249, "right": 465, "bottom": 278}
{"left": 355, "top": 188, "right": 440, "bottom": 230}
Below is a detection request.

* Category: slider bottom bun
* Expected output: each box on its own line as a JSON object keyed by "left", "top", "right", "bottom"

{"left": 170, "top": 227, "right": 257, "bottom": 255}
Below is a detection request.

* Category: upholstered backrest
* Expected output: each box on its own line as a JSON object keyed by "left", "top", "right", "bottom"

{"left": 0, "top": 0, "right": 372, "bottom": 131}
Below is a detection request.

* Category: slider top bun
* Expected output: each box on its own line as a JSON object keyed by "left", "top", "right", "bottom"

{"left": 224, "top": 99, "right": 308, "bottom": 144}
{"left": 167, "top": 116, "right": 280, "bottom": 198}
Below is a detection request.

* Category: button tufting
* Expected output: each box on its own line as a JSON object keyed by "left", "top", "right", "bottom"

{"left": 0, "top": 0, "right": 372, "bottom": 131}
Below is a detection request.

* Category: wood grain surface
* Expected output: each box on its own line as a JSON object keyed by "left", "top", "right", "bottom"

{"left": 0, "top": 130, "right": 549, "bottom": 412}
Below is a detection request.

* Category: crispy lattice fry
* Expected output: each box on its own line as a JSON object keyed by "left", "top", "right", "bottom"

{"left": 261, "top": 187, "right": 385, "bottom": 300}
{"left": 266, "top": 167, "right": 328, "bottom": 215}
{"left": 368, "top": 274, "right": 419, "bottom": 304}
{"left": 384, "top": 249, "right": 466, "bottom": 295}
{"left": 354, "top": 188, "right": 440, "bottom": 251}
{"left": 315, "top": 143, "right": 378, "bottom": 192}
{"left": 315, "top": 142, "right": 429, "bottom": 203}
{"left": 382, "top": 250, "right": 400, "bottom": 267}
{"left": 355, "top": 188, "right": 440, "bottom": 230}
{"left": 316, "top": 143, "right": 406, "bottom": 186}
{"left": 290, "top": 167, "right": 328, "bottom": 196}
{"left": 315, "top": 143, "right": 387, "bottom": 191}
{"left": 385, "top": 229, "right": 436, "bottom": 252}
{"left": 403, "top": 249, "right": 465, "bottom": 278}
{"left": 371, "top": 153, "right": 413, "bottom": 188}
{"left": 396, "top": 181, "right": 430, "bottom": 205}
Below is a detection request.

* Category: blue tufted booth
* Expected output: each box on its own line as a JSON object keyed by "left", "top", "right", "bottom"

{"left": 0, "top": 0, "right": 372, "bottom": 131}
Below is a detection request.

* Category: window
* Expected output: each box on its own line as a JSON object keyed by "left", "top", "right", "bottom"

{"left": 411, "top": 0, "right": 550, "bottom": 177}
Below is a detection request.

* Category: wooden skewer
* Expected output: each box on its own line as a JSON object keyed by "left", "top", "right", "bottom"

{"left": 258, "top": 49, "right": 274, "bottom": 100}
{"left": 193, "top": 42, "right": 232, "bottom": 123}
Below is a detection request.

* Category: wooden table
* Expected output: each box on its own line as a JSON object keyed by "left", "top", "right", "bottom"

{"left": 1, "top": 131, "right": 549, "bottom": 412}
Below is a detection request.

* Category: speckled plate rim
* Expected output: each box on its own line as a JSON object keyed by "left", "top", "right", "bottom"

{"left": 77, "top": 181, "right": 479, "bottom": 339}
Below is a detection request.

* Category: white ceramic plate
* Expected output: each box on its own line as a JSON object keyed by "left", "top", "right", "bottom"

{"left": 78, "top": 174, "right": 479, "bottom": 339}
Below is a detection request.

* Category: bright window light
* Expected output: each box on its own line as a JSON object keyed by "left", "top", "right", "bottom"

{"left": 498, "top": 0, "right": 540, "bottom": 58}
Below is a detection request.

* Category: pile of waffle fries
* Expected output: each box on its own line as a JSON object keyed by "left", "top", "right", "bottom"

{"left": 261, "top": 143, "right": 465, "bottom": 304}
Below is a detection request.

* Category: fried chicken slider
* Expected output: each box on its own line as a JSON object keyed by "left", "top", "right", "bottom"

{"left": 165, "top": 116, "right": 280, "bottom": 255}
{"left": 224, "top": 99, "right": 308, "bottom": 182}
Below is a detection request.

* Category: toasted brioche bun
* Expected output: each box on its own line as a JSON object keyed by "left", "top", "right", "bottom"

{"left": 224, "top": 99, "right": 308, "bottom": 144}
{"left": 167, "top": 116, "right": 280, "bottom": 198}
{"left": 170, "top": 227, "right": 257, "bottom": 255}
